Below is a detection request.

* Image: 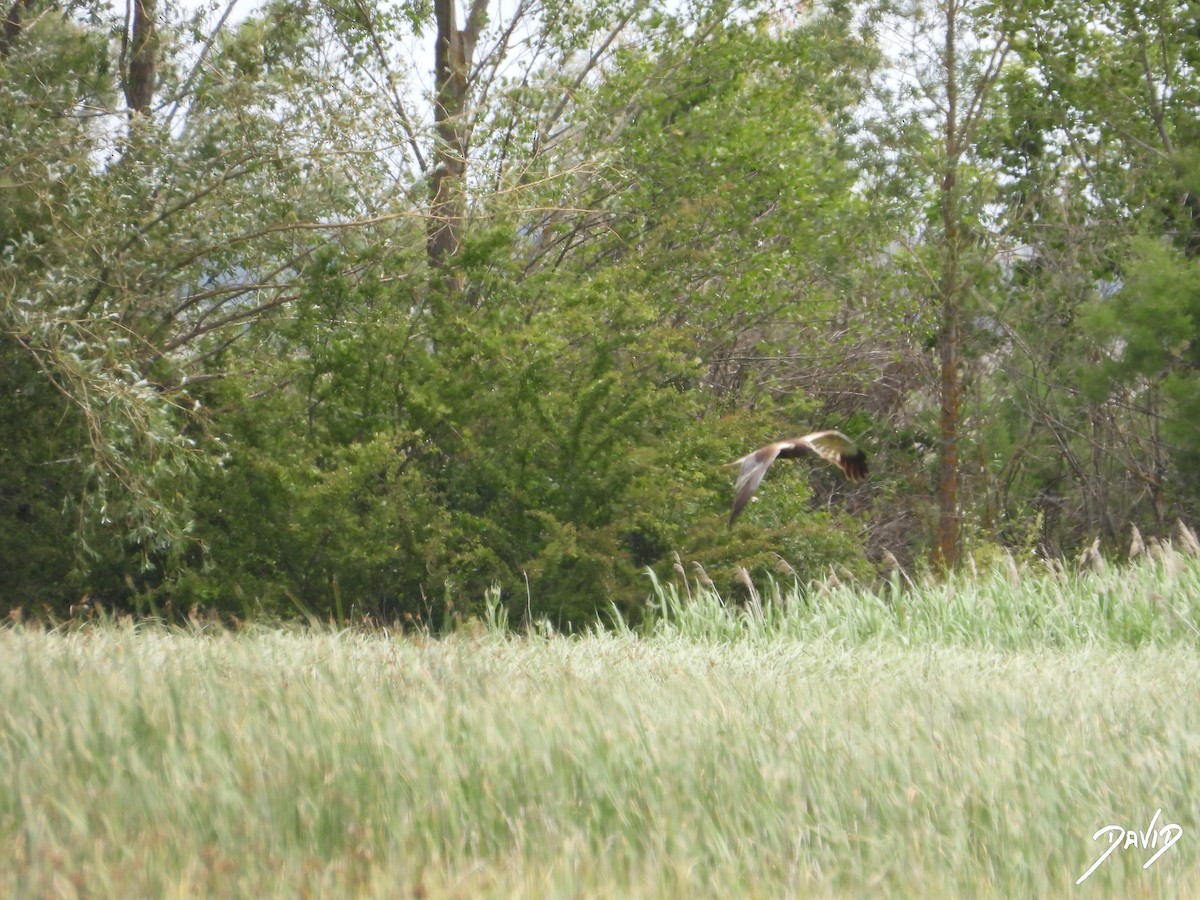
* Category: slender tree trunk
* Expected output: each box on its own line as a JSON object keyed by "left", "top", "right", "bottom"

{"left": 936, "top": 280, "right": 961, "bottom": 568}
{"left": 1, "top": 0, "right": 31, "bottom": 56}
{"left": 935, "top": 0, "right": 961, "bottom": 570}
{"left": 124, "top": 0, "right": 158, "bottom": 115}
{"left": 428, "top": 0, "right": 488, "bottom": 289}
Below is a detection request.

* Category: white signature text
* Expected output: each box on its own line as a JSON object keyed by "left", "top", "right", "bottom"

{"left": 1076, "top": 808, "right": 1183, "bottom": 885}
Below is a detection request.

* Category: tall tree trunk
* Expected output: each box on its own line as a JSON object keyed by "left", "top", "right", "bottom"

{"left": 936, "top": 279, "right": 961, "bottom": 569}
{"left": 123, "top": 0, "right": 157, "bottom": 115}
{"left": 428, "top": 0, "right": 488, "bottom": 289}
{"left": 935, "top": 0, "right": 961, "bottom": 570}
{"left": 1, "top": 0, "right": 31, "bottom": 57}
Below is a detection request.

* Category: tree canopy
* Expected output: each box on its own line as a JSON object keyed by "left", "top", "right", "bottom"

{"left": 4, "top": 0, "right": 1198, "bottom": 624}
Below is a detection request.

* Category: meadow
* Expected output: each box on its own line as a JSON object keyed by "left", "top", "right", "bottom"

{"left": 3, "top": 545, "right": 1200, "bottom": 898}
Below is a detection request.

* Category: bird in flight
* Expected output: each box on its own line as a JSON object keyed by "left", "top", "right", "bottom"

{"left": 728, "top": 430, "right": 867, "bottom": 526}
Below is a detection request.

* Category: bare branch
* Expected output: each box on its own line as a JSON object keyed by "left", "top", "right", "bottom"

{"left": 163, "top": 0, "right": 241, "bottom": 132}
{"left": 348, "top": 0, "right": 428, "bottom": 173}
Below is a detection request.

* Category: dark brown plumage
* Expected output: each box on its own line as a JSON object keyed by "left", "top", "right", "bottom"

{"left": 728, "top": 430, "right": 868, "bottom": 526}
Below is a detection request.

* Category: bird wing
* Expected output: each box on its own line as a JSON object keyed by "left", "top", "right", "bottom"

{"left": 728, "top": 431, "right": 868, "bottom": 526}
{"left": 794, "top": 430, "right": 868, "bottom": 483}
{"left": 729, "top": 442, "right": 785, "bottom": 526}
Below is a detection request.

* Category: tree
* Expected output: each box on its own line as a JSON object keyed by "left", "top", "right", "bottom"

{"left": 0, "top": 0, "right": 408, "bottom": 608}
{"left": 868, "top": 0, "right": 1013, "bottom": 568}
{"left": 971, "top": 0, "right": 1200, "bottom": 548}
{"left": 428, "top": 0, "right": 489, "bottom": 280}
{"left": 122, "top": 0, "right": 158, "bottom": 115}
{"left": 164, "top": 1, "right": 888, "bottom": 624}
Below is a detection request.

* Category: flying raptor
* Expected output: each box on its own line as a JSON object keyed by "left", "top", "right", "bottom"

{"left": 728, "top": 430, "right": 868, "bottom": 526}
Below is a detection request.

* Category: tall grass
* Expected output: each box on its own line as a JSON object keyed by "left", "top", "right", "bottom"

{"left": 640, "top": 541, "right": 1200, "bottom": 648}
{"left": 2, "top": 548, "right": 1199, "bottom": 897}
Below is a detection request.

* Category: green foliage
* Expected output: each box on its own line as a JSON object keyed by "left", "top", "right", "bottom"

{"left": 0, "top": 0, "right": 402, "bottom": 611}
{"left": 150, "top": 9, "right": 888, "bottom": 627}
{"left": 0, "top": 346, "right": 87, "bottom": 607}
{"left": 1084, "top": 239, "right": 1200, "bottom": 383}
{"left": 27, "top": 0, "right": 1200, "bottom": 619}
{"left": 183, "top": 253, "right": 877, "bottom": 626}
{"left": 181, "top": 234, "right": 720, "bottom": 623}
{"left": 990, "top": 0, "right": 1200, "bottom": 530}
{"left": 1080, "top": 238, "right": 1200, "bottom": 497}
{"left": 1, "top": 14, "right": 204, "bottom": 603}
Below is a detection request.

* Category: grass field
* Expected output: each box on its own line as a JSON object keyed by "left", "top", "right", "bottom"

{"left": 3, "top": 548, "right": 1200, "bottom": 897}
